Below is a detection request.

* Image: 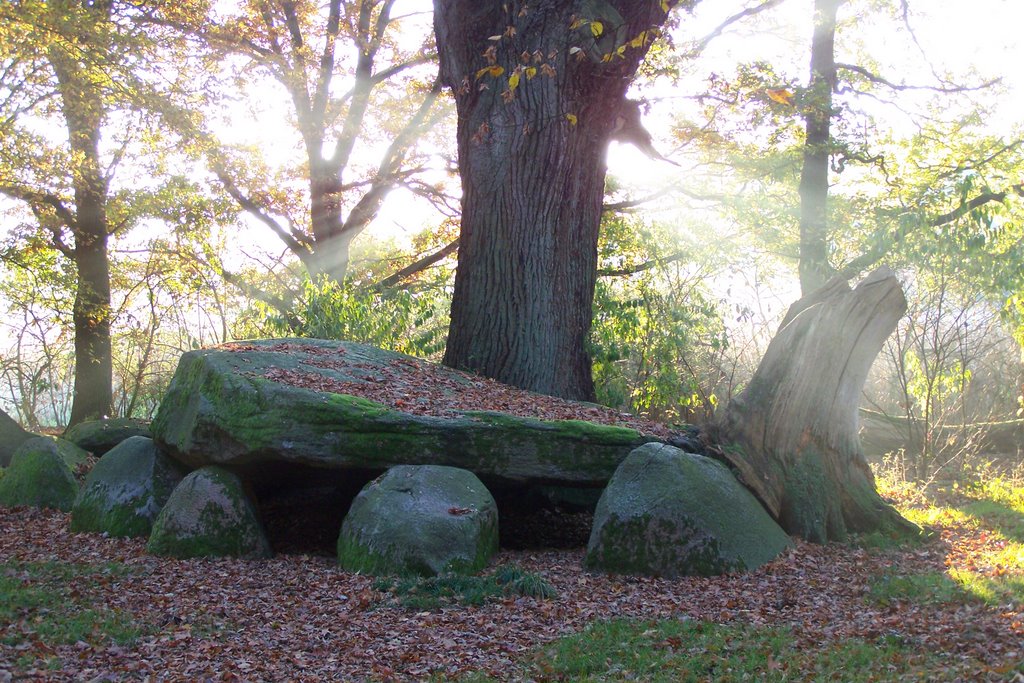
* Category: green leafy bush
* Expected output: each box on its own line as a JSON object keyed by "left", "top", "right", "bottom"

{"left": 237, "top": 274, "right": 449, "bottom": 359}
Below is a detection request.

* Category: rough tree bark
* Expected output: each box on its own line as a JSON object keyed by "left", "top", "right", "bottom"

{"left": 797, "top": 0, "right": 842, "bottom": 295}
{"left": 715, "top": 267, "right": 918, "bottom": 543}
{"left": 50, "top": 2, "right": 115, "bottom": 426}
{"left": 434, "top": 0, "right": 686, "bottom": 401}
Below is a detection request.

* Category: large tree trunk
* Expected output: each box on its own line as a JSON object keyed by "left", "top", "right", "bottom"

{"left": 51, "top": 3, "right": 115, "bottom": 426}
{"left": 435, "top": 0, "right": 679, "bottom": 401}
{"left": 307, "top": 159, "right": 353, "bottom": 283}
{"left": 797, "top": 0, "right": 842, "bottom": 296}
{"left": 69, "top": 217, "right": 114, "bottom": 426}
{"left": 715, "top": 267, "right": 918, "bottom": 542}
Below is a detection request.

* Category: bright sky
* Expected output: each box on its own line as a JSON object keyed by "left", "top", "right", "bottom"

{"left": 608, "top": 0, "right": 1024, "bottom": 197}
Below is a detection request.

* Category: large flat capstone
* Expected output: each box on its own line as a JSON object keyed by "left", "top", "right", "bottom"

{"left": 151, "top": 339, "right": 662, "bottom": 487}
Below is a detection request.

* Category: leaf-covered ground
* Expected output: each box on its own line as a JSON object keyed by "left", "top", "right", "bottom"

{"left": 1, "top": 481, "right": 1022, "bottom": 681}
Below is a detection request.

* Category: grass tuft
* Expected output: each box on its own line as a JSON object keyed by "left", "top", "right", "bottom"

{"left": 1, "top": 560, "right": 146, "bottom": 650}
{"left": 871, "top": 464, "right": 1024, "bottom": 610}
{"left": 524, "top": 618, "right": 952, "bottom": 682}
{"left": 867, "top": 571, "right": 972, "bottom": 606}
{"left": 373, "top": 563, "right": 557, "bottom": 610}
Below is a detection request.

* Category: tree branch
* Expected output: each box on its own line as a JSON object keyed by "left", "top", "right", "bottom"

{"left": 836, "top": 62, "right": 999, "bottom": 94}
{"left": 209, "top": 160, "right": 310, "bottom": 263}
{"left": 598, "top": 252, "right": 687, "bottom": 277}
{"left": 310, "top": 0, "right": 342, "bottom": 133}
{"left": 686, "top": 0, "right": 785, "bottom": 57}
{"left": 338, "top": 78, "right": 443, "bottom": 238}
{"left": 0, "top": 184, "right": 77, "bottom": 257}
{"left": 328, "top": 1, "right": 381, "bottom": 170}
{"left": 220, "top": 268, "right": 296, "bottom": 320}
{"left": 836, "top": 183, "right": 1024, "bottom": 281}
{"left": 374, "top": 238, "right": 458, "bottom": 289}
{"left": 603, "top": 185, "right": 726, "bottom": 213}
{"left": 0, "top": 184, "right": 76, "bottom": 229}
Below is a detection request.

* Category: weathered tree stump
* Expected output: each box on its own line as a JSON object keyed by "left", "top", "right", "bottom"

{"left": 715, "top": 267, "right": 918, "bottom": 543}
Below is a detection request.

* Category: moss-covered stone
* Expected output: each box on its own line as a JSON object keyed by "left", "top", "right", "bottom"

{"left": 64, "top": 417, "right": 151, "bottom": 456}
{"left": 338, "top": 465, "right": 498, "bottom": 577}
{"left": 150, "top": 339, "right": 657, "bottom": 487}
{"left": 0, "top": 408, "right": 34, "bottom": 467}
{"left": 71, "top": 437, "right": 188, "bottom": 537}
{"left": 0, "top": 437, "right": 80, "bottom": 511}
{"left": 585, "top": 443, "right": 791, "bottom": 578}
{"left": 13, "top": 435, "right": 90, "bottom": 472}
{"left": 147, "top": 466, "right": 271, "bottom": 559}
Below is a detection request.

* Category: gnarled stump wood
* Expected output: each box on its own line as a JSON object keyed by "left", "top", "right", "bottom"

{"left": 716, "top": 267, "right": 918, "bottom": 543}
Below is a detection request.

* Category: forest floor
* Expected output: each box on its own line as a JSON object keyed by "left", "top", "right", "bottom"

{"left": 1, "top": 478, "right": 1023, "bottom": 681}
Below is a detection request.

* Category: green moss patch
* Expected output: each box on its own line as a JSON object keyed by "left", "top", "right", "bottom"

{"left": 70, "top": 437, "right": 187, "bottom": 538}
{"left": 586, "top": 443, "right": 790, "bottom": 577}
{"left": 1, "top": 560, "right": 146, "bottom": 651}
{"left": 151, "top": 341, "right": 658, "bottom": 487}
{"left": 0, "top": 441, "right": 79, "bottom": 511}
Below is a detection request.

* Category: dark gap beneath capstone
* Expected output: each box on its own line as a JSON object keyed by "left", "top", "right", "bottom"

{"left": 247, "top": 464, "right": 602, "bottom": 556}
{"left": 247, "top": 463, "right": 380, "bottom": 558}
{"left": 490, "top": 485, "right": 599, "bottom": 550}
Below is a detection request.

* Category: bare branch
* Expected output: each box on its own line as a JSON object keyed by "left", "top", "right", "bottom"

{"left": 220, "top": 268, "right": 296, "bottom": 320}
{"left": 603, "top": 185, "right": 726, "bottom": 213}
{"left": 836, "top": 62, "right": 999, "bottom": 94}
{"left": 400, "top": 178, "right": 461, "bottom": 217}
{"left": 310, "top": 0, "right": 342, "bottom": 133}
{"left": 686, "top": 0, "right": 785, "bottom": 57}
{"left": 209, "top": 161, "right": 310, "bottom": 262}
{"left": 603, "top": 186, "right": 676, "bottom": 213}
{"left": 339, "top": 79, "right": 443, "bottom": 237}
{"left": 328, "top": 2, "right": 380, "bottom": 170}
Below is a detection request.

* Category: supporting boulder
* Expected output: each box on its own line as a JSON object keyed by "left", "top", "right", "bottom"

{"left": 71, "top": 436, "right": 187, "bottom": 537}
{"left": 715, "top": 268, "right": 918, "bottom": 542}
{"left": 64, "top": 417, "right": 151, "bottom": 456}
{"left": 147, "top": 466, "right": 271, "bottom": 559}
{"left": 0, "top": 437, "right": 82, "bottom": 511}
{"left": 338, "top": 465, "right": 498, "bottom": 576}
{"left": 0, "top": 408, "right": 34, "bottom": 467}
{"left": 585, "top": 443, "right": 790, "bottom": 577}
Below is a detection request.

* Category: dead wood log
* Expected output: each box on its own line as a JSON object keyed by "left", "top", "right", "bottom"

{"left": 714, "top": 267, "right": 919, "bottom": 542}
